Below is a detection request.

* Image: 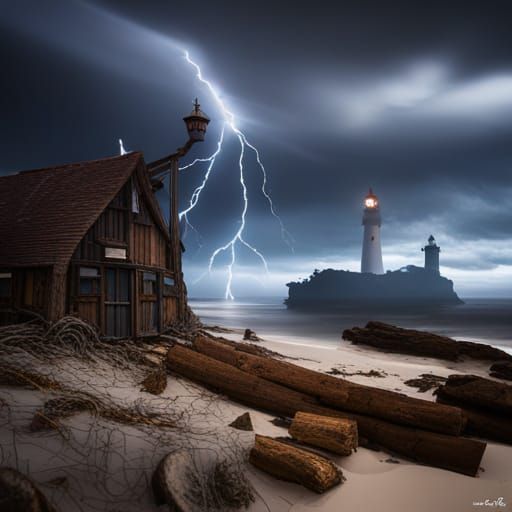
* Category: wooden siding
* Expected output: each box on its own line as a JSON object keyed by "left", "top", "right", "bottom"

{"left": 0, "top": 267, "right": 51, "bottom": 325}
{"left": 68, "top": 172, "right": 178, "bottom": 337}
{"left": 162, "top": 295, "right": 178, "bottom": 327}
{"left": 71, "top": 178, "right": 169, "bottom": 270}
{"left": 131, "top": 223, "right": 167, "bottom": 268}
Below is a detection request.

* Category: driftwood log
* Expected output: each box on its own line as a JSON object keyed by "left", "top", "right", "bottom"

{"left": 249, "top": 435, "right": 342, "bottom": 493}
{"left": 192, "top": 335, "right": 465, "bottom": 436}
{"left": 167, "top": 343, "right": 486, "bottom": 476}
{"left": 436, "top": 374, "right": 512, "bottom": 416}
{"left": 289, "top": 412, "right": 357, "bottom": 455}
{"left": 343, "top": 321, "right": 512, "bottom": 362}
{"left": 437, "top": 395, "right": 512, "bottom": 445}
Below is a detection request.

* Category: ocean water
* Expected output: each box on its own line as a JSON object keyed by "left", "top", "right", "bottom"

{"left": 189, "top": 297, "right": 512, "bottom": 354}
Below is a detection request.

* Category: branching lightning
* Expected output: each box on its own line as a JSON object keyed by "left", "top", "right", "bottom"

{"left": 181, "top": 50, "right": 291, "bottom": 299}
{"left": 178, "top": 123, "right": 226, "bottom": 246}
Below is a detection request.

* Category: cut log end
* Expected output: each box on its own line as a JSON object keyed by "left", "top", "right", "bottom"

{"left": 289, "top": 412, "right": 358, "bottom": 456}
{"left": 249, "top": 435, "right": 343, "bottom": 493}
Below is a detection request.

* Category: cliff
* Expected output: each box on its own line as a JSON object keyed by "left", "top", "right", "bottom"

{"left": 286, "top": 265, "right": 462, "bottom": 308}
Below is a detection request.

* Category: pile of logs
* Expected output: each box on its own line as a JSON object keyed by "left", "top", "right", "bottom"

{"left": 435, "top": 374, "right": 512, "bottom": 445}
{"left": 167, "top": 335, "right": 488, "bottom": 477}
{"left": 343, "top": 321, "right": 512, "bottom": 362}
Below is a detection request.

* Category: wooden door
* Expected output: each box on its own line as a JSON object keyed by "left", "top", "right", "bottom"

{"left": 73, "top": 266, "right": 100, "bottom": 328}
{"left": 105, "top": 268, "right": 131, "bottom": 337}
{"left": 138, "top": 271, "right": 159, "bottom": 334}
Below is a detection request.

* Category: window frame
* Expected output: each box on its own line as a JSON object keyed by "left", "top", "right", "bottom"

{"left": 78, "top": 266, "right": 101, "bottom": 296}
{"left": 163, "top": 275, "right": 177, "bottom": 297}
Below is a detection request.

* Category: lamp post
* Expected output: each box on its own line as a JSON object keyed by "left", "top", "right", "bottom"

{"left": 147, "top": 99, "right": 210, "bottom": 321}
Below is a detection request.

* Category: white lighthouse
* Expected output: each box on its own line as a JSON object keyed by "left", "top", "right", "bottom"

{"left": 361, "top": 188, "right": 384, "bottom": 274}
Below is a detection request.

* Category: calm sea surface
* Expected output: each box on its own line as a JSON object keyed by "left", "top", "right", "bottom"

{"left": 189, "top": 297, "right": 512, "bottom": 354}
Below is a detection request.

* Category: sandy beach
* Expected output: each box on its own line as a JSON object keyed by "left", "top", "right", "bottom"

{"left": 1, "top": 316, "right": 511, "bottom": 512}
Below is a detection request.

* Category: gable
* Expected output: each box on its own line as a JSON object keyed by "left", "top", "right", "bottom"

{"left": 0, "top": 152, "right": 142, "bottom": 267}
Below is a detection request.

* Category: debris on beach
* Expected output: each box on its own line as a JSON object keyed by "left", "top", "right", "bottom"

{"left": 270, "top": 416, "right": 293, "bottom": 428}
{"left": 243, "top": 328, "right": 261, "bottom": 341}
{"left": 327, "top": 367, "right": 387, "bottom": 378}
{"left": 404, "top": 373, "right": 447, "bottom": 392}
{"left": 140, "top": 366, "right": 168, "bottom": 395}
{"left": 229, "top": 412, "right": 254, "bottom": 431}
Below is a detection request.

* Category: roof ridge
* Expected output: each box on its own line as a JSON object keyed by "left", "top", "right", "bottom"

{"left": 0, "top": 151, "right": 143, "bottom": 178}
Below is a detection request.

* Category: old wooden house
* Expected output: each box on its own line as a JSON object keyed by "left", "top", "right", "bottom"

{"left": 0, "top": 152, "right": 187, "bottom": 337}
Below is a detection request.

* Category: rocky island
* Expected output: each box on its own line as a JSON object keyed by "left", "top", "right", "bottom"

{"left": 286, "top": 264, "right": 462, "bottom": 309}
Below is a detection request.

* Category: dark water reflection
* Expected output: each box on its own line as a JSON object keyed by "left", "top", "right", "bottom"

{"left": 189, "top": 297, "right": 512, "bottom": 352}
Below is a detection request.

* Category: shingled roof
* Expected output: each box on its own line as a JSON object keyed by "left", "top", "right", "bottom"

{"left": 0, "top": 152, "right": 160, "bottom": 267}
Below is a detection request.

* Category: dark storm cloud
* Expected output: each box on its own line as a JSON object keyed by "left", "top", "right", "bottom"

{"left": 1, "top": 0, "right": 511, "bottom": 297}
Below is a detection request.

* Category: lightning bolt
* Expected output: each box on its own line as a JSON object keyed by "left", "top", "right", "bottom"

{"left": 178, "top": 123, "right": 226, "bottom": 248}
{"left": 179, "top": 51, "right": 292, "bottom": 299}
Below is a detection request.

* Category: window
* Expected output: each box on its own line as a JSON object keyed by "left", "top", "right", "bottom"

{"left": 0, "top": 272, "right": 12, "bottom": 298}
{"left": 79, "top": 267, "right": 100, "bottom": 295}
{"left": 163, "top": 276, "right": 176, "bottom": 296}
{"left": 142, "top": 272, "right": 157, "bottom": 295}
{"left": 105, "top": 247, "right": 127, "bottom": 260}
{"left": 131, "top": 182, "right": 140, "bottom": 213}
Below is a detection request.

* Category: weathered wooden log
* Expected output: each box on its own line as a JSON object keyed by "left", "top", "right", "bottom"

{"left": 343, "top": 322, "right": 459, "bottom": 360}
{"left": 167, "top": 343, "right": 486, "bottom": 476}
{"left": 343, "top": 321, "right": 512, "bottom": 362}
{"left": 436, "top": 374, "right": 512, "bottom": 415}
{"left": 437, "top": 395, "right": 512, "bottom": 445}
{"left": 192, "top": 335, "right": 465, "bottom": 436}
{"left": 249, "top": 435, "right": 342, "bottom": 493}
{"left": 289, "top": 412, "right": 357, "bottom": 455}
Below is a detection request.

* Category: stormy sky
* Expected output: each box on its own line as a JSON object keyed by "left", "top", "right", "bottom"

{"left": 1, "top": 0, "right": 512, "bottom": 298}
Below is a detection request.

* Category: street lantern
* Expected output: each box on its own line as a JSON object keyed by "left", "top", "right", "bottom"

{"left": 183, "top": 98, "right": 210, "bottom": 142}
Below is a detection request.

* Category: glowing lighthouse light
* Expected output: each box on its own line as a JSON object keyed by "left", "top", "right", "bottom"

{"left": 365, "top": 196, "right": 378, "bottom": 209}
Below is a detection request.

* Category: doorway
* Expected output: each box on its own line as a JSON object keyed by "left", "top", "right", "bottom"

{"left": 105, "top": 267, "right": 131, "bottom": 337}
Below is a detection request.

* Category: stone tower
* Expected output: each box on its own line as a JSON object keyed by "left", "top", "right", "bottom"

{"left": 422, "top": 235, "right": 440, "bottom": 274}
{"left": 361, "top": 188, "right": 384, "bottom": 274}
